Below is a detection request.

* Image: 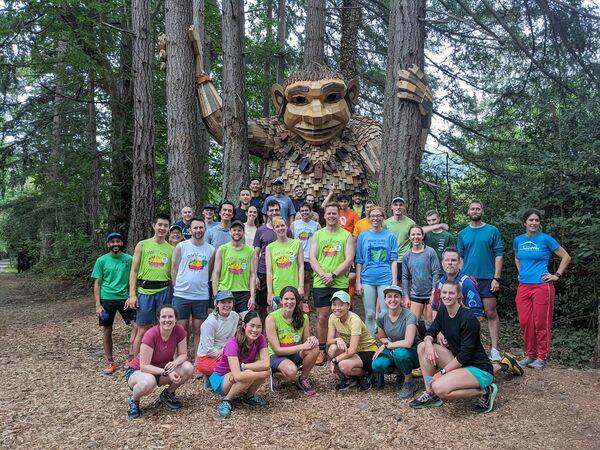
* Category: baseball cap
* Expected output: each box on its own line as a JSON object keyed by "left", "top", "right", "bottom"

{"left": 271, "top": 177, "right": 284, "bottom": 185}
{"left": 383, "top": 284, "right": 403, "bottom": 296}
{"left": 202, "top": 203, "right": 216, "bottom": 210}
{"left": 214, "top": 291, "right": 235, "bottom": 302}
{"left": 230, "top": 220, "right": 245, "bottom": 230}
{"left": 169, "top": 224, "right": 182, "bottom": 233}
{"left": 331, "top": 290, "right": 351, "bottom": 304}
{"left": 392, "top": 196, "right": 406, "bottom": 204}
{"left": 105, "top": 231, "right": 123, "bottom": 242}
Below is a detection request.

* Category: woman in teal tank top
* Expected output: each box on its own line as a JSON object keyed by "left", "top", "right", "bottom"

{"left": 265, "top": 287, "right": 319, "bottom": 395}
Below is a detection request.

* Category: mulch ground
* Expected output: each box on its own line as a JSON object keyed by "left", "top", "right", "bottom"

{"left": 1, "top": 272, "right": 599, "bottom": 449}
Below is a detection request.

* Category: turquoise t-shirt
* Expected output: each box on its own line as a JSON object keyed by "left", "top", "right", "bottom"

{"left": 91, "top": 252, "right": 133, "bottom": 300}
{"left": 457, "top": 224, "right": 503, "bottom": 279}
{"left": 513, "top": 233, "right": 559, "bottom": 284}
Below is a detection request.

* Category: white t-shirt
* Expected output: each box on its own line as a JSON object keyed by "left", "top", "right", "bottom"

{"left": 173, "top": 240, "right": 215, "bottom": 300}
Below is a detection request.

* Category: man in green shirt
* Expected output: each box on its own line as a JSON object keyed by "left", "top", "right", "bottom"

{"left": 424, "top": 209, "right": 456, "bottom": 263}
{"left": 127, "top": 213, "right": 173, "bottom": 355}
{"left": 91, "top": 232, "right": 134, "bottom": 375}
{"left": 310, "top": 202, "right": 356, "bottom": 365}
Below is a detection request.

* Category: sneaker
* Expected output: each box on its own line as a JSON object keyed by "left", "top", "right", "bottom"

{"left": 358, "top": 373, "right": 372, "bottom": 391}
{"left": 242, "top": 394, "right": 269, "bottom": 407}
{"left": 336, "top": 376, "right": 358, "bottom": 391}
{"left": 409, "top": 391, "right": 444, "bottom": 409}
{"left": 473, "top": 383, "right": 498, "bottom": 413}
{"left": 193, "top": 372, "right": 204, "bottom": 381}
{"left": 159, "top": 389, "right": 182, "bottom": 410}
{"left": 528, "top": 358, "right": 547, "bottom": 370}
{"left": 270, "top": 374, "right": 284, "bottom": 392}
{"left": 315, "top": 350, "right": 327, "bottom": 366}
{"left": 127, "top": 396, "right": 141, "bottom": 419}
{"left": 399, "top": 380, "right": 420, "bottom": 400}
{"left": 518, "top": 355, "right": 536, "bottom": 367}
{"left": 489, "top": 348, "right": 502, "bottom": 362}
{"left": 501, "top": 354, "right": 524, "bottom": 376}
{"left": 301, "top": 302, "right": 310, "bottom": 314}
{"left": 411, "top": 368, "right": 422, "bottom": 378}
{"left": 375, "top": 373, "right": 385, "bottom": 390}
{"left": 103, "top": 362, "right": 118, "bottom": 375}
{"left": 218, "top": 399, "right": 233, "bottom": 418}
{"left": 296, "top": 375, "right": 317, "bottom": 395}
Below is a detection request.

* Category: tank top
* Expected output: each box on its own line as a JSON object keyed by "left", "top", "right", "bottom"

{"left": 292, "top": 219, "right": 319, "bottom": 259}
{"left": 267, "top": 308, "right": 308, "bottom": 356}
{"left": 312, "top": 227, "right": 350, "bottom": 289}
{"left": 267, "top": 239, "right": 301, "bottom": 296}
{"left": 173, "top": 240, "right": 215, "bottom": 300}
{"left": 218, "top": 242, "right": 254, "bottom": 292}
{"left": 137, "top": 238, "right": 173, "bottom": 295}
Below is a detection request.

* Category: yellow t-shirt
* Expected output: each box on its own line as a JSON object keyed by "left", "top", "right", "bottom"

{"left": 353, "top": 217, "right": 372, "bottom": 238}
{"left": 328, "top": 311, "right": 378, "bottom": 352}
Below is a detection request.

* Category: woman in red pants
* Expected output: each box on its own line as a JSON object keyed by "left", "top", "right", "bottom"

{"left": 513, "top": 209, "right": 571, "bottom": 369}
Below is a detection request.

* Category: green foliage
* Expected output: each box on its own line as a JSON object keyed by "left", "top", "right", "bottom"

{"left": 551, "top": 327, "right": 596, "bottom": 367}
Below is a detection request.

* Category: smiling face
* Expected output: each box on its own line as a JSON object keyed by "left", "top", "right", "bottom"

{"left": 244, "top": 316, "right": 263, "bottom": 341}
{"left": 181, "top": 207, "right": 193, "bottom": 222}
{"left": 331, "top": 298, "right": 350, "bottom": 318}
{"left": 250, "top": 179, "right": 261, "bottom": 193}
{"left": 324, "top": 205, "right": 339, "bottom": 227}
{"left": 294, "top": 185, "right": 305, "bottom": 198}
{"left": 299, "top": 205, "right": 311, "bottom": 221}
{"left": 230, "top": 225, "right": 244, "bottom": 242}
{"left": 246, "top": 205, "right": 258, "bottom": 223}
{"left": 239, "top": 189, "right": 251, "bottom": 206}
{"left": 107, "top": 237, "right": 123, "bottom": 254}
{"left": 203, "top": 208, "right": 215, "bottom": 222}
{"left": 216, "top": 298, "right": 234, "bottom": 316}
{"left": 190, "top": 219, "right": 205, "bottom": 240}
{"left": 281, "top": 291, "right": 298, "bottom": 313}
{"left": 273, "top": 218, "right": 287, "bottom": 237}
{"left": 524, "top": 213, "right": 541, "bottom": 233}
{"left": 391, "top": 200, "right": 406, "bottom": 217}
{"left": 369, "top": 208, "right": 384, "bottom": 228}
{"left": 153, "top": 218, "right": 170, "bottom": 238}
{"left": 441, "top": 283, "right": 460, "bottom": 308}
{"left": 409, "top": 227, "right": 424, "bottom": 245}
{"left": 220, "top": 204, "right": 234, "bottom": 221}
{"left": 158, "top": 306, "right": 176, "bottom": 331}
{"left": 384, "top": 290, "right": 402, "bottom": 310}
{"left": 169, "top": 229, "right": 183, "bottom": 246}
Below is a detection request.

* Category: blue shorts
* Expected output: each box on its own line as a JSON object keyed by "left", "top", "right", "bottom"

{"left": 304, "top": 261, "right": 312, "bottom": 272}
{"left": 465, "top": 366, "right": 494, "bottom": 389}
{"left": 270, "top": 352, "right": 303, "bottom": 371}
{"left": 209, "top": 371, "right": 227, "bottom": 396}
{"left": 172, "top": 296, "right": 209, "bottom": 320}
{"left": 136, "top": 289, "right": 171, "bottom": 325}
{"left": 478, "top": 279, "right": 497, "bottom": 299}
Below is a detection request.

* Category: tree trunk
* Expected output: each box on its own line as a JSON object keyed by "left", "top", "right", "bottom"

{"left": 166, "top": 0, "right": 204, "bottom": 219}
{"left": 262, "top": 0, "right": 273, "bottom": 117}
{"left": 86, "top": 73, "right": 101, "bottom": 247}
{"left": 339, "top": 0, "right": 361, "bottom": 82}
{"left": 221, "top": 0, "right": 249, "bottom": 201}
{"left": 276, "top": 0, "right": 286, "bottom": 83}
{"left": 128, "top": 0, "right": 156, "bottom": 251}
{"left": 378, "top": 0, "right": 427, "bottom": 219}
{"left": 595, "top": 301, "right": 600, "bottom": 368}
{"left": 303, "top": 0, "right": 326, "bottom": 66}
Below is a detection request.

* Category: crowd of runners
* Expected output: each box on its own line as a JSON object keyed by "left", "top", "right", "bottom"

{"left": 91, "top": 177, "right": 571, "bottom": 419}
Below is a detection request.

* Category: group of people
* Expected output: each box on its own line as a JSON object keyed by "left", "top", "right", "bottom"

{"left": 91, "top": 177, "right": 571, "bottom": 419}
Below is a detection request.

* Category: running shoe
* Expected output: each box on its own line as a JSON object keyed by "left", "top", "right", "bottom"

{"left": 270, "top": 373, "right": 284, "bottom": 392}
{"left": 296, "top": 375, "right": 317, "bottom": 395}
{"left": 518, "top": 355, "right": 536, "bottom": 366}
{"left": 375, "top": 373, "right": 385, "bottom": 390}
{"left": 409, "top": 391, "right": 444, "bottom": 409}
{"left": 358, "top": 373, "right": 372, "bottom": 391}
{"left": 127, "top": 396, "right": 141, "bottom": 419}
{"left": 103, "top": 362, "right": 118, "bottom": 375}
{"left": 501, "top": 354, "right": 524, "bottom": 376}
{"left": 218, "top": 399, "right": 233, "bottom": 418}
{"left": 473, "top": 383, "right": 498, "bottom": 413}
{"left": 398, "top": 380, "right": 420, "bottom": 400}
{"left": 315, "top": 350, "right": 327, "bottom": 366}
{"left": 159, "top": 389, "right": 182, "bottom": 410}
{"left": 411, "top": 368, "right": 423, "bottom": 378}
{"left": 242, "top": 394, "right": 269, "bottom": 407}
{"left": 336, "top": 376, "right": 358, "bottom": 391}
{"left": 301, "top": 302, "right": 310, "bottom": 314}
{"left": 489, "top": 348, "right": 502, "bottom": 362}
{"left": 528, "top": 358, "right": 547, "bottom": 370}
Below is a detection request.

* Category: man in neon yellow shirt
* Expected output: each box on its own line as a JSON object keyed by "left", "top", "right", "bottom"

{"left": 127, "top": 213, "right": 174, "bottom": 355}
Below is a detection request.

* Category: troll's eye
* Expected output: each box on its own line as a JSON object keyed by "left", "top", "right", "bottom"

{"left": 292, "top": 96, "right": 307, "bottom": 104}
{"left": 326, "top": 92, "right": 340, "bottom": 102}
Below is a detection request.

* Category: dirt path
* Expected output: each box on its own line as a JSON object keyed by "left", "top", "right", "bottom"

{"left": 1, "top": 272, "right": 599, "bottom": 449}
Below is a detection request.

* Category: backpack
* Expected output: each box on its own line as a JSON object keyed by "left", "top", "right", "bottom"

{"left": 432, "top": 273, "right": 480, "bottom": 310}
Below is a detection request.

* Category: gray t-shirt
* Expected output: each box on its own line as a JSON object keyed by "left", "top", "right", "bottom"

{"left": 376, "top": 309, "right": 419, "bottom": 348}
{"left": 401, "top": 246, "right": 441, "bottom": 299}
{"left": 173, "top": 240, "right": 215, "bottom": 300}
{"left": 206, "top": 224, "right": 232, "bottom": 249}
{"left": 197, "top": 310, "right": 240, "bottom": 357}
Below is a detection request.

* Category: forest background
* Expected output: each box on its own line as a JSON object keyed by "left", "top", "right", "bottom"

{"left": 0, "top": 0, "right": 598, "bottom": 366}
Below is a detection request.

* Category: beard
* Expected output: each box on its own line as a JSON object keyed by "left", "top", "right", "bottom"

{"left": 469, "top": 214, "right": 482, "bottom": 221}
{"left": 110, "top": 245, "right": 122, "bottom": 253}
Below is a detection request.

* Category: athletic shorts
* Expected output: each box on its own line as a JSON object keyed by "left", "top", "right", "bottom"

{"left": 136, "top": 289, "right": 171, "bottom": 325}
{"left": 99, "top": 299, "right": 135, "bottom": 326}
{"left": 172, "top": 296, "right": 210, "bottom": 320}
{"left": 465, "top": 366, "right": 494, "bottom": 389}
{"left": 257, "top": 272, "right": 268, "bottom": 307}
{"left": 357, "top": 350, "right": 376, "bottom": 373}
{"left": 478, "top": 279, "right": 497, "bottom": 299}
{"left": 232, "top": 291, "right": 251, "bottom": 313}
{"left": 124, "top": 367, "right": 161, "bottom": 388}
{"left": 396, "top": 263, "right": 403, "bottom": 281}
{"left": 209, "top": 371, "right": 227, "bottom": 396}
{"left": 410, "top": 297, "right": 430, "bottom": 305}
{"left": 313, "top": 287, "right": 346, "bottom": 308}
{"left": 195, "top": 355, "right": 220, "bottom": 376}
{"left": 270, "top": 352, "right": 303, "bottom": 371}
{"left": 304, "top": 261, "right": 312, "bottom": 272}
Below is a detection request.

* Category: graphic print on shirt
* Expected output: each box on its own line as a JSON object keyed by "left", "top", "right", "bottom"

{"left": 297, "top": 230, "right": 312, "bottom": 241}
{"left": 518, "top": 240, "right": 541, "bottom": 252}
{"left": 369, "top": 245, "right": 388, "bottom": 261}
{"left": 187, "top": 257, "right": 208, "bottom": 271}
{"left": 275, "top": 254, "right": 295, "bottom": 268}
{"left": 148, "top": 254, "right": 169, "bottom": 268}
{"left": 226, "top": 258, "right": 247, "bottom": 274}
{"left": 322, "top": 242, "right": 342, "bottom": 257}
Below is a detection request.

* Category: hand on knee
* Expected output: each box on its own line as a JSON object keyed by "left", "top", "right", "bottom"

{"left": 417, "top": 342, "right": 426, "bottom": 355}
{"left": 327, "top": 345, "right": 339, "bottom": 358}
{"left": 338, "top": 360, "right": 353, "bottom": 376}
{"left": 178, "top": 361, "right": 194, "bottom": 379}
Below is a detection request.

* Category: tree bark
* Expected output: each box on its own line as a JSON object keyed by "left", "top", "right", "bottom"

{"left": 263, "top": 0, "right": 273, "bottom": 117}
{"left": 166, "top": 0, "right": 204, "bottom": 219}
{"left": 595, "top": 301, "right": 600, "bottom": 368}
{"left": 221, "top": 0, "right": 249, "bottom": 201}
{"left": 303, "top": 0, "right": 326, "bottom": 66}
{"left": 339, "top": 0, "right": 361, "bottom": 82}
{"left": 128, "top": 0, "right": 156, "bottom": 251}
{"left": 86, "top": 73, "right": 101, "bottom": 247}
{"left": 276, "top": 0, "right": 286, "bottom": 83}
{"left": 378, "top": 0, "right": 427, "bottom": 219}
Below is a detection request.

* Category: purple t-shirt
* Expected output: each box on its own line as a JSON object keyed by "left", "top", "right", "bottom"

{"left": 129, "top": 324, "right": 187, "bottom": 370}
{"left": 214, "top": 334, "right": 267, "bottom": 375}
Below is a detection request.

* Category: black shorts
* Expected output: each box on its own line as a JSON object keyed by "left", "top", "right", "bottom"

{"left": 357, "top": 351, "right": 375, "bottom": 373}
{"left": 99, "top": 299, "right": 136, "bottom": 327}
{"left": 410, "top": 297, "right": 430, "bottom": 305}
{"left": 257, "top": 272, "right": 268, "bottom": 307}
{"left": 396, "top": 262, "right": 403, "bottom": 280}
{"left": 232, "top": 291, "right": 250, "bottom": 314}
{"left": 313, "top": 287, "right": 345, "bottom": 308}
{"left": 478, "top": 279, "right": 498, "bottom": 299}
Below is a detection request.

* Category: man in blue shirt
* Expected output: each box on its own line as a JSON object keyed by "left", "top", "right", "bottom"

{"left": 174, "top": 206, "right": 194, "bottom": 240}
{"left": 261, "top": 177, "right": 296, "bottom": 224}
{"left": 457, "top": 201, "right": 503, "bottom": 361}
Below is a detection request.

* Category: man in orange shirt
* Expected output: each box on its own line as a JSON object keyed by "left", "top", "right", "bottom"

{"left": 338, "top": 194, "right": 360, "bottom": 234}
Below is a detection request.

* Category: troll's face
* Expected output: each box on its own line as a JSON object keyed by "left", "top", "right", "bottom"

{"left": 272, "top": 66, "right": 358, "bottom": 145}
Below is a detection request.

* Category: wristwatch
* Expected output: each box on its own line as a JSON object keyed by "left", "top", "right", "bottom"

{"left": 383, "top": 342, "right": 389, "bottom": 348}
{"left": 331, "top": 272, "right": 337, "bottom": 279}
{"left": 493, "top": 277, "right": 501, "bottom": 282}
{"left": 332, "top": 357, "right": 339, "bottom": 365}
{"left": 162, "top": 371, "right": 169, "bottom": 377}
{"left": 555, "top": 272, "right": 562, "bottom": 279}
{"left": 440, "top": 368, "right": 447, "bottom": 375}
{"left": 240, "top": 363, "right": 245, "bottom": 371}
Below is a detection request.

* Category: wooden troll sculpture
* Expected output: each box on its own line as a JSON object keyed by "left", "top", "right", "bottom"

{"left": 188, "top": 28, "right": 432, "bottom": 199}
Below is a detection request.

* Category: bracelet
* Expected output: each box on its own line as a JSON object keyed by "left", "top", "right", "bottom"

{"left": 555, "top": 272, "right": 562, "bottom": 279}
{"left": 240, "top": 363, "right": 245, "bottom": 371}
{"left": 162, "top": 371, "right": 169, "bottom": 377}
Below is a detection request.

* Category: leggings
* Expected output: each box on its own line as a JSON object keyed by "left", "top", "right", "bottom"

{"left": 371, "top": 347, "right": 419, "bottom": 375}
{"left": 362, "top": 284, "right": 387, "bottom": 337}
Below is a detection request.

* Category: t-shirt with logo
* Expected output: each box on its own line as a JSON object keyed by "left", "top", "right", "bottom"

{"left": 267, "top": 308, "right": 309, "bottom": 356}
{"left": 292, "top": 219, "right": 319, "bottom": 259}
{"left": 312, "top": 227, "right": 351, "bottom": 289}
{"left": 91, "top": 252, "right": 133, "bottom": 300}
{"left": 253, "top": 224, "right": 292, "bottom": 275}
{"left": 218, "top": 242, "right": 254, "bottom": 292}
{"left": 513, "top": 232, "right": 560, "bottom": 284}
{"left": 328, "top": 311, "right": 378, "bottom": 352}
{"left": 137, "top": 239, "right": 174, "bottom": 295}
{"left": 356, "top": 228, "right": 398, "bottom": 286}
{"left": 383, "top": 216, "right": 416, "bottom": 262}
{"left": 268, "top": 238, "right": 302, "bottom": 295}
{"left": 338, "top": 208, "right": 360, "bottom": 234}
{"left": 424, "top": 230, "right": 456, "bottom": 263}
{"left": 174, "top": 219, "right": 192, "bottom": 240}
{"left": 173, "top": 240, "right": 215, "bottom": 300}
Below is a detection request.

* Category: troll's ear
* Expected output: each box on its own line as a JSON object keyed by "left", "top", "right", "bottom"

{"left": 346, "top": 79, "right": 359, "bottom": 107}
{"left": 271, "top": 83, "right": 286, "bottom": 115}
